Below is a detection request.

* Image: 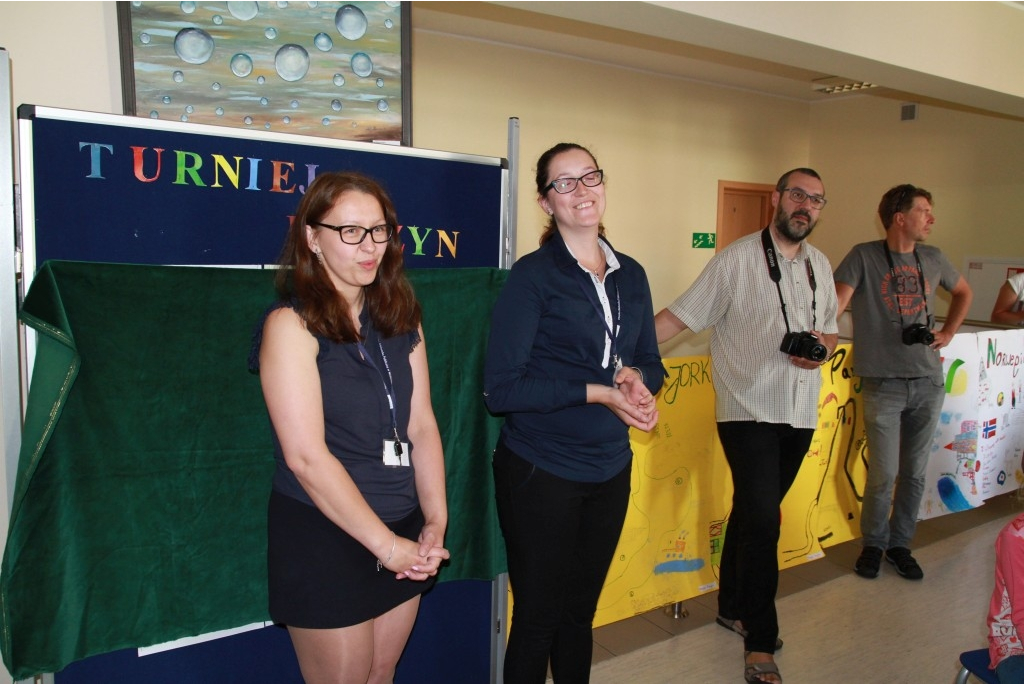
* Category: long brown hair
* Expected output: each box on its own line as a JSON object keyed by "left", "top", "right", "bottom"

{"left": 274, "top": 171, "right": 421, "bottom": 342}
{"left": 535, "top": 142, "right": 607, "bottom": 246}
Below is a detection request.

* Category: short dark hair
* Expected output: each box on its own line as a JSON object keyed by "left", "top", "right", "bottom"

{"left": 775, "top": 168, "right": 822, "bottom": 192}
{"left": 878, "top": 184, "right": 933, "bottom": 229}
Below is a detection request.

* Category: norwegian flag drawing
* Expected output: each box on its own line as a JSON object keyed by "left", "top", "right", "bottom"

{"left": 983, "top": 418, "right": 997, "bottom": 439}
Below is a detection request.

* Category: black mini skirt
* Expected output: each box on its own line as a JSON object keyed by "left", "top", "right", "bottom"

{"left": 267, "top": 490, "right": 436, "bottom": 628}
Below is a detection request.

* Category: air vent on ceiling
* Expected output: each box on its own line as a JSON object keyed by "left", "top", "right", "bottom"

{"left": 812, "top": 76, "right": 878, "bottom": 95}
{"left": 901, "top": 103, "right": 919, "bottom": 121}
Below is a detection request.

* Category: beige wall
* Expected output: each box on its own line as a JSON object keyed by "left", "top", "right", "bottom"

{"left": 2, "top": 1, "right": 1022, "bottom": 356}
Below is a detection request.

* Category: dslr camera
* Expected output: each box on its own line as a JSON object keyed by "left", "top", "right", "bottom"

{"left": 779, "top": 331, "right": 828, "bottom": 363}
{"left": 902, "top": 323, "right": 935, "bottom": 346}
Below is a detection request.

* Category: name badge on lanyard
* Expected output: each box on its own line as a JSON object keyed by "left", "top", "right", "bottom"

{"left": 358, "top": 339, "right": 411, "bottom": 468}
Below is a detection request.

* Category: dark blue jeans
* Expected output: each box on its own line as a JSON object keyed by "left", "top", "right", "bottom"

{"left": 716, "top": 421, "right": 813, "bottom": 654}
{"left": 493, "top": 441, "right": 631, "bottom": 683}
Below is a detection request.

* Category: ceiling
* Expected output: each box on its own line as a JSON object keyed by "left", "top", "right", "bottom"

{"left": 412, "top": 1, "right": 1024, "bottom": 122}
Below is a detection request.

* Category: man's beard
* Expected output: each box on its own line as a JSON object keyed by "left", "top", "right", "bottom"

{"left": 774, "top": 206, "right": 816, "bottom": 243}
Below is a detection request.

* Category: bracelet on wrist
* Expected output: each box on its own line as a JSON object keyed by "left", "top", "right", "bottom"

{"left": 376, "top": 530, "right": 396, "bottom": 572}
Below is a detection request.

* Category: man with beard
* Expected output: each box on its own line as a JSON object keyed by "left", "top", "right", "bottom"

{"left": 835, "top": 184, "right": 971, "bottom": 582}
{"left": 655, "top": 168, "right": 837, "bottom": 684}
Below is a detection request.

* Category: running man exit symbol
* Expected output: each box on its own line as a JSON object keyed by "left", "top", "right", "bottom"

{"left": 692, "top": 233, "right": 716, "bottom": 249}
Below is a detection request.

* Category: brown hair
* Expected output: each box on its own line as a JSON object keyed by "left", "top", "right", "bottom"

{"left": 274, "top": 171, "right": 420, "bottom": 342}
{"left": 878, "top": 184, "right": 933, "bottom": 230}
{"left": 535, "top": 142, "right": 606, "bottom": 246}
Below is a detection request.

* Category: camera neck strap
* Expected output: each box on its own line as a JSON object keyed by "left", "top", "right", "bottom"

{"left": 761, "top": 227, "right": 817, "bottom": 333}
{"left": 882, "top": 240, "right": 931, "bottom": 328}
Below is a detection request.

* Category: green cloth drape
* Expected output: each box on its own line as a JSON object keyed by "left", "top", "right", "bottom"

{"left": 0, "top": 261, "right": 508, "bottom": 681}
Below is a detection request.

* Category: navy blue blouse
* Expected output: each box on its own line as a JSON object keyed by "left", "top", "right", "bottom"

{"left": 483, "top": 233, "right": 664, "bottom": 482}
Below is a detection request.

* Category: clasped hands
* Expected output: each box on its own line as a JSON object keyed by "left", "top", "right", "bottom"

{"left": 609, "top": 367, "right": 658, "bottom": 432}
{"left": 386, "top": 522, "right": 450, "bottom": 581}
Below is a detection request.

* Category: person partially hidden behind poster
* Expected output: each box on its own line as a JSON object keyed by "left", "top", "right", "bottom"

{"left": 835, "top": 184, "right": 972, "bottom": 583}
{"left": 988, "top": 511, "right": 1024, "bottom": 682}
{"left": 484, "top": 142, "right": 664, "bottom": 683}
{"left": 249, "top": 171, "right": 450, "bottom": 683}
{"left": 991, "top": 270, "right": 1024, "bottom": 326}
{"left": 655, "top": 168, "right": 838, "bottom": 684}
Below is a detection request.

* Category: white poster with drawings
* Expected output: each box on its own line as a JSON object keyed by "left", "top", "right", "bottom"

{"left": 922, "top": 333, "right": 985, "bottom": 518}
{"left": 977, "top": 329, "right": 1024, "bottom": 497}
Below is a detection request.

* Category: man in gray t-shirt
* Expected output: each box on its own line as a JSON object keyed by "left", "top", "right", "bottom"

{"left": 835, "top": 184, "right": 972, "bottom": 583}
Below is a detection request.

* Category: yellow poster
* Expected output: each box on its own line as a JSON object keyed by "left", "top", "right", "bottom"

{"left": 595, "top": 346, "right": 864, "bottom": 627}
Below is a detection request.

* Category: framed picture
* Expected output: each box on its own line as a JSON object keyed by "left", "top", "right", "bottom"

{"left": 117, "top": 1, "right": 411, "bottom": 145}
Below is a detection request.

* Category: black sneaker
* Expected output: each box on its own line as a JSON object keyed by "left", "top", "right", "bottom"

{"left": 855, "top": 546, "right": 883, "bottom": 578}
{"left": 885, "top": 547, "right": 924, "bottom": 580}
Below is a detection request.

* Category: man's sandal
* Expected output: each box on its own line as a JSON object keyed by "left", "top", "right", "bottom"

{"left": 716, "top": 616, "right": 784, "bottom": 650}
{"left": 744, "top": 652, "right": 782, "bottom": 684}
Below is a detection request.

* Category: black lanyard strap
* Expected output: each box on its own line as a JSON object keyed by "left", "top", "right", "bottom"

{"left": 761, "top": 227, "right": 817, "bottom": 333}
{"left": 882, "top": 240, "right": 931, "bottom": 327}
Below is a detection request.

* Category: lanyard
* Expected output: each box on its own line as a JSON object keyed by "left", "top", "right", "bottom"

{"left": 576, "top": 272, "right": 622, "bottom": 371}
{"left": 355, "top": 337, "right": 403, "bottom": 452}
{"left": 882, "top": 240, "right": 931, "bottom": 328}
{"left": 760, "top": 227, "right": 817, "bottom": 333}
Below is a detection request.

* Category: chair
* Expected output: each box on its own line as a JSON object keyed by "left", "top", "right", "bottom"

{"left": 956, "top": 648, "right": 999, "bottom": 684}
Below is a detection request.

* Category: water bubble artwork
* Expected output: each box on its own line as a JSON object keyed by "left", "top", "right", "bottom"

{"left": 260, "top": 97, "right": 269, "bottom": 106}
{"left": 283, "top": 115, "right": 291, "bottom": 124}
{"left": 228, "top": 1, "right": 259, "bottom": 21}
{"left": 322, "top": 117, "right": 332, "bottom": 126}
{"left": 265, "top": 27, "right": 278, "bottom": 40}
{"left": 257, "top": 75, "right": 266, "bottom": 85}
{"left": 244, "top": 115, "right": 254, "bottom": 125}
{"left": 213, "top": 15, "right": 223, "bottom": 25}
{"left": 314, "top": 32, "right": 333, "bottom": 52}
{"left": 173, "top": 71, "right": 185, "bottom": 83}
{"left": 335, "top": 4, "right": 368, "bottom": 41}
{"left": 185, "top": 105, "right": 195, "bottom": 113}
{"left": 149, "top": 110, "right": 160, "bottom": 118}
{"left": 174, "top": 27, "right": 215, "bottom": 65}
{"left": 333, "top": 73, "right": 346, "bottom": 87}
{"left": 275, "top": 44, "right": 310, "bottom": 82}
{"left": 140, "top": 33, "right": 152, "bottom": 45}
{"left": 384, "top": 19, "right": 393, "bottom": 29}
{"left": 215, "top": 107, "right": 225, "bottom": 116}
{"left": 376, "top": 99, "right": 388, "bottom": 112}
{"left": 230, "top": 53, "right": 254, "bottom": 78}
{"left": 331, "top": 99, "right": 342, "bottom": 111}
{"left": 162, "top": 95, "right": 173, "bottom": 104}
{"left": 180, "top": 1, "right": 196, "bottom": 14}
{"left": 351, "top": 52, "right": 373, "bottom": 78}
{"left": 211, "top": 82, "right": 222, "bottom": 91}
{"left": 376, "top": 78, "right": 384, "bottom": 88}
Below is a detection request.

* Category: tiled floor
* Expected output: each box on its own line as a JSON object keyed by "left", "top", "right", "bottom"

{"left": 589, "top": 490, "right": 1023, "bottom": 683}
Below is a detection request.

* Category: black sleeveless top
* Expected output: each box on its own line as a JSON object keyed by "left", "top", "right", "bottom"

{"left": 251, "top": 302, "right": 420, "bottom": 521}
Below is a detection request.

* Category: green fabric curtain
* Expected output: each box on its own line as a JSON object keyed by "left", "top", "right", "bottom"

{"left": 0, "top": 261, "right": 508, "bottom": 680}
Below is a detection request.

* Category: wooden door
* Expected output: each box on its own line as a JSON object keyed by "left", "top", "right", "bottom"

{"left": 717, "top": 181, "right": 774, "bottom": 252}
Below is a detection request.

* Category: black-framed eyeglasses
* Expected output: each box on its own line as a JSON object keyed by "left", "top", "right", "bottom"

{"left": 545, "top": 169, "right": 604, "bottom": 194}
{"left": 313, "top": 223, "right": 394, "bottom": 244}
{"left": 781, "top": 187, "right": 827, "bottom": 209}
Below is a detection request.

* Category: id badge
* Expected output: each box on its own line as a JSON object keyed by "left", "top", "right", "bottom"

{"left": 612, "top": 354, "right": 623, "bottom": 383}
{"left": 383, "top": 439, "right": 410, "bottom": 467}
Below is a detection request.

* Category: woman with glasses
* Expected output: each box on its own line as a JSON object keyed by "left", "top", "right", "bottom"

{"left": 250, "top": 171, "right": 449, "bottom": 683}
{"left": 484, "top": 143, "right": 664, "bottom": 683}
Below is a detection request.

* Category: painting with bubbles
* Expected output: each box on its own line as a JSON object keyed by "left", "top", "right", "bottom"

{"left": 117, "top": 1, "right": 409, "bottom": 144}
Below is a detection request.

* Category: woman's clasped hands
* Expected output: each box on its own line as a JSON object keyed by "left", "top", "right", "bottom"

{"left": 387, "top": 522, "right": 450, "bottom": 581}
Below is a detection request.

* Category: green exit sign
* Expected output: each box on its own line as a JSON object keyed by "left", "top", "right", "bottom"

{"left": 692, "top": 233, "right": 716, "bottom": 249}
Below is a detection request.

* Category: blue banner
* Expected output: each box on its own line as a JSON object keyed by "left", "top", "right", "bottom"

{"left": 24, "top": 108, "right": 505, "bottom": 268}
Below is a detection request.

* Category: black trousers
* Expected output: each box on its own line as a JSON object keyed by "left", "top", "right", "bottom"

{"left": 493, "top": 441, "right": 631, "bottom": 683}
{"left": 716, "top": 421, "right": 813, "bottom": 654}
